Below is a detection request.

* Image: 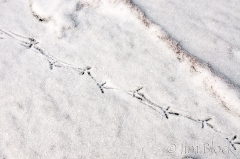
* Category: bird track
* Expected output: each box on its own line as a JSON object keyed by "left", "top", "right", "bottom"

{"left": 0, "top": 29, "right": 239, "bottom": 151}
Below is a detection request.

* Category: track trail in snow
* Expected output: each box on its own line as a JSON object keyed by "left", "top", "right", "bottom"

{"left": 1, "top": 28, "right": 240, "bottom": 151}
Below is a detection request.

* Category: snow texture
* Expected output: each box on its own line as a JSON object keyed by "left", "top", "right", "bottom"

{"left": 0, "top": 0, "right": 240, "bottom": 158}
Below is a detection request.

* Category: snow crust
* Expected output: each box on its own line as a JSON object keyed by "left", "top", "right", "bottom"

{"left": 0, "top": 0, "right": 240, "bottom": 158}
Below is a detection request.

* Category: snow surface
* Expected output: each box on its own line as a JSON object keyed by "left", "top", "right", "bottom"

{"left": 132, "top": 0, "right": 240, "bottom": 86}
{"left": 0, "top": 0, "right": 240, "bottom": 158}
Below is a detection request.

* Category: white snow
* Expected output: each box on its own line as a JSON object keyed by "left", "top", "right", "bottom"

{"left": 0, "top": 0, "right": 240, "bottom": 158}
{"left": 131, "top": 0, "right": 240, "bottom": 86}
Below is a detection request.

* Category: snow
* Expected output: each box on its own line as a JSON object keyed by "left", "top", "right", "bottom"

{"left": 131, "top": 0, "right": 240, "bottom": 86}
{"left": 0, "top": 0, "right": 240, "bottom": 158}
